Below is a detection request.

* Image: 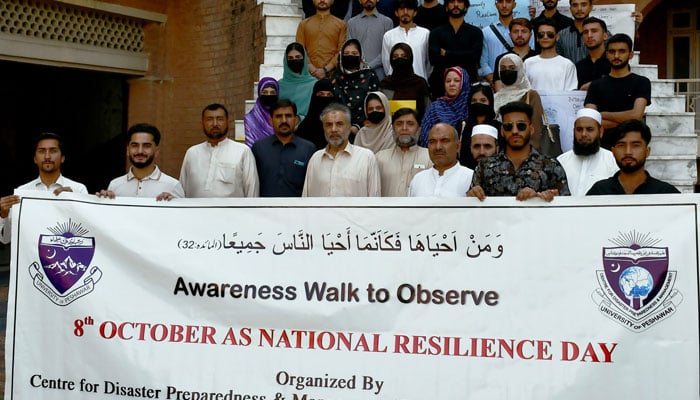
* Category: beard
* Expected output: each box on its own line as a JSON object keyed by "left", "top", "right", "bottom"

{"left": 573, "top": 137, "right": 600, "bottom": 156}
{"left": 130, "top": 154, "right": 155, "bottom": 169}
{"left": 204, "top": 125, "right": 228, "bottom": 141}
{"left": 395, "top": 134, "right": 417, "bottom": 147}
{"left": 617, "top": 158, "right": 645, "bottom": 173}
{"left": 610, "top": 59, "right": 630, "bottom": 71}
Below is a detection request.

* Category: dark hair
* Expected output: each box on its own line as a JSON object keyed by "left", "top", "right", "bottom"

{"left": 202, "top": 103, "right": 229, "bottom": 119}
{"left": 510, "top": 17, "right": 531, "bottom": 32}
{"left": 536, "top": 18, "right": 558, "bottom": 33}
{"left": 613, "top": 119, "right": 652, "bottom": 145}
{"left": 582, "top": 16, "right": 607, "bottom": 33}
{"left": 390, "top": 42, "right": 414, "bottom": 63}
{"left": 498, "top": 101, "right": 533, "bottom": 121}
{"left": 270, "top": 99, "right": 298, "bottom": 116}
{"left": 606, "top": 33, "right": 633, "bottom": 52}
{"left": 127, "top": 123, "right": 161, "bottom": 145}
{"left": 285, "top": 42, "right": 306, "bottom": 59}
{"left": 365, "top": 93, "right": 382, "bottom": 108}
{"left": 392, "top": 107, "right": 419, "bottom": 123}
{"left": 35, "top": 132, "right": 64, "bottom": 153}
{"left": 395, "top": 0, "right": 418, "bottom": 11}
{"left": 342, "top": 39, "right": 363, "bottom": 56}
{"left": 469, "top": 84, "right": 494, "bottom": 106}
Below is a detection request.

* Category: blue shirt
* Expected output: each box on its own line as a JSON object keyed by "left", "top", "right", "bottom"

{"left": 251, "top": 134, "right": 316, "bottom": 197}
{"left": 479, "top": 20, "right": 535, "bottom": 77}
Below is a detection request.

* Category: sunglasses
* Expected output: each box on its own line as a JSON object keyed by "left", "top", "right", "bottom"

{"left": 537, "top": 31, "right": 556, "bottom": 39}
{"left": 471, "top": 81, "right": 491, "bottom": 87}
{"left": 502, "top": 121, "right": 529, "bottom": 132}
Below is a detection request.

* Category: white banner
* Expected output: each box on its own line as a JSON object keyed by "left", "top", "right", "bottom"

{"left": 5, "top": 192, "right": 700, "bottom": 399}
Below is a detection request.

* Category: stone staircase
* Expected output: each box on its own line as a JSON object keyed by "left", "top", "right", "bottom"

{"left": 632, "top": 55, "right": 697, "bottom": 193}
{"left": 233, "top": 0, "right": 302, "bottom": 142}
{"left": 231, "top": 12, "right": 698, "bottom": 192}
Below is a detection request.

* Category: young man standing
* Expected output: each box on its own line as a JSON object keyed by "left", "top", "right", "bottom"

{"left": 524, "top": 19, "right": 578, "bottom": 91}
{"left": 0, "top": 132, "right": 87, "bottom": 244}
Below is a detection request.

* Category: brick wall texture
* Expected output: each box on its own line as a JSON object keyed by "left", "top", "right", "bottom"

{"left": 126, "top": 0, "right": 265, "bottom": 178}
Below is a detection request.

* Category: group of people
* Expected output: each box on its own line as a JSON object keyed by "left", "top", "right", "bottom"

{"left": 0, "top": 0, "right": 680, "bottom": 244}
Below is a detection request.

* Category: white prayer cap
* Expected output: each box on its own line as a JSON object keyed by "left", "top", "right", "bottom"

{"left": 575, "top": 108, "right": 602, "bottom": 125}
{"left": 471, "top": 124, "right": 498, "bottom": 139}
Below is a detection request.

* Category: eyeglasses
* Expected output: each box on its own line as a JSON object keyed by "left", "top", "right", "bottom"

{"left": 502, "top": 121, "right": 529, "bottom": 132}
{"left": 537, "top": 31, "right": 556, "bottom": 39}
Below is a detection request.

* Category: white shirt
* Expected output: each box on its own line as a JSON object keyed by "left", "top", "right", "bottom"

{"left": 302, "top": 143, "right": 381, "bottom": 197}
{"left": 382, "top": 25, "right": 432, "bottom": 80}
{"left": 557, "top": 148, "right": 619, "bottom": 196}
{"left": 408, "top": 163, "right": 473, "bottom": 197}
{"left": 376, "top": 145, "right": 431, "bottom": 197}
{"left": 1, "top": 175, "right": 87, "bottom": 244}
{"left": 107, "top": 166, "right": 184, "bottom": 198}
{"left": 524, "top": 55, "right": 578, "bottom": 91}
{"left": 179, "top": 138, "right": 259, "bottom": 198}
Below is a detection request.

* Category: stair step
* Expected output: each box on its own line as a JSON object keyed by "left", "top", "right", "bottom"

{"left": 645, "top": 112, "right": 696, "bottom": 135}
{"left": 651, "top": 80, "right": 676, "bottom": 96}
{"left": 262, "top": 3, "right": 302, "bottom": 15}
{"left": 264, "top": 47, "right": 286, "bottom": 65}
{"left": 265, "top": 15, "right": 302, "bottom": 35}
{"left": 631, "top": 64, "right": 658, "bottom": 80}
{"left": 646, "top": 95, "right": 688, "bottom": 113}
{"left": 647, "top": 134, "right": 697, "bottom": 157}
{"left": 259, "top": 63, "right": 284, "bottom": 80}
{"left": 265, "top": 34, "right": 299, "bottom": 48}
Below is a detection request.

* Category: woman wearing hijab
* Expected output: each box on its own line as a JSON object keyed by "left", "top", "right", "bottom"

{"left": 330, "top": 39, "right": 380, "bottom": 138}
{"left": 380, "top": 42, "right": 431, "bottom": 120}
{"left": 296, "top": 79, "right": 336, "bottom": 150}
{"left": 456, "top": 84, "right": 502, "bottom": 168}
{"left": 354, "top": 92, "right": 394, "bottom": 154}
{"left": 244, "top": 76, "right": 279, "bottom": 147}
{"left": 493, "top": 53, "right": 544, "bottom": 149}
{"left": 418, "top": 66, "right": 469, "bottom": 147}
{"left": 278, "top": 42, "right": 317, "bottom": 119}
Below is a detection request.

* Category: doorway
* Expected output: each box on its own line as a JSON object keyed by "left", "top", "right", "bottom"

{"left": 0, "top": 60, "right": 129, "bottom": 196}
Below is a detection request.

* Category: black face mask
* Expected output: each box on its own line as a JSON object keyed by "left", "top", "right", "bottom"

{"left": 390, "top": 57, "right": 411, "bottom": 73}
{"left": 500, "top": 70, "right": 518, "bottom": 86}
{"left": 367, "top": 111, "right": 385, "bottom": 124}
{"left": 259, "top": 95, "right": 277, "bottom": 108}
{"left": 469, "top": 102, "right": 493, "bottom": 117}
{"left": 287, "top": 59, "right": 304, "bottom": 74}
{"left": 342, "top": 55, "right": 361, "bottom": 70}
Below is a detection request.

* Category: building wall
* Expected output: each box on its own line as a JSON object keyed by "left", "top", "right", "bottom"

{"left": 125, "top": 0, "right": 265, "bottom": 178}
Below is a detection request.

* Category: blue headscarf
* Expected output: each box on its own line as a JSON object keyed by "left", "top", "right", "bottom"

{"left": 419, "top": 66, "right": 470, "bottom": 147}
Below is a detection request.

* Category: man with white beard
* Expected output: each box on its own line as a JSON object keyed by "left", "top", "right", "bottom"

{"left": 556, "top": 109, "right": 617, "bottom": 196}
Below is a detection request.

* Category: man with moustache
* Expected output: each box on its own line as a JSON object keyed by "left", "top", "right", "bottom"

{"left": 492, "top": 18, "right": 537, "bottom": 91}
{"left": 96, "top": 123, "right": 183, "bottom": 200}
{"left": 302, "top": 103, "right": 381, "bottom": 197}
{"left": 584, "top": 33, "right": 651, "bottom": 149}
{"left": 469, "top": 124, "right": 499, "bottom": 164}
{"left": 252, "top": 100, "right": 316, "bottom": 197}
{"left": 375, "top": 108, "right": 432, "bottom": 196}
{"left": 556, "top": 109, "right": 617, "bottom": 196}
{"left": 468, "top": 101, "right": 569, "bottom": 201}
{"left": 575, "top": 17, "right": 610, "bottom": 90}
{"left": 409, "top": 123, "right": 472, "bottom": 197}
{"left": 0, "top": 132, "right": 87, "bottom": 244}
{"left": 382, "top": 0, "right": 431, "bottom": 80}
{"left": 587, "top": 119, "right": 679, "bottom": 195}
{"left": 297, "top": 0, "right": 346, "bottom": 80}
{"left": 347, "top": 0, "right": 394, "bottom": 80}
{"left": 427, "top": 0, "right": 482, "bottom": 98}
{"left": 179, "top": 103, "right": 259, "bottom": 198}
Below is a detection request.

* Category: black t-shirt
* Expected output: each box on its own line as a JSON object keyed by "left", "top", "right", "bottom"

{"left": 584, "top": 73, "right": 651, "bottom": 112}
{"left": 415, "top": 5, "right": 448, "bottom": 31}
{"left": 587, "top": 172, "right": 680, "bottom": 195}
{"left": 575, "top": 55, "right": 611, "bottom": 89}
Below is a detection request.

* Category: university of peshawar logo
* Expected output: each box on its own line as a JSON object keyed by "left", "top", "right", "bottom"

{"left": 591, "top": 231, "right": 683, "bottom": 332}
{"left": 28, "top": 219, "right": 102, "bottom": 306}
